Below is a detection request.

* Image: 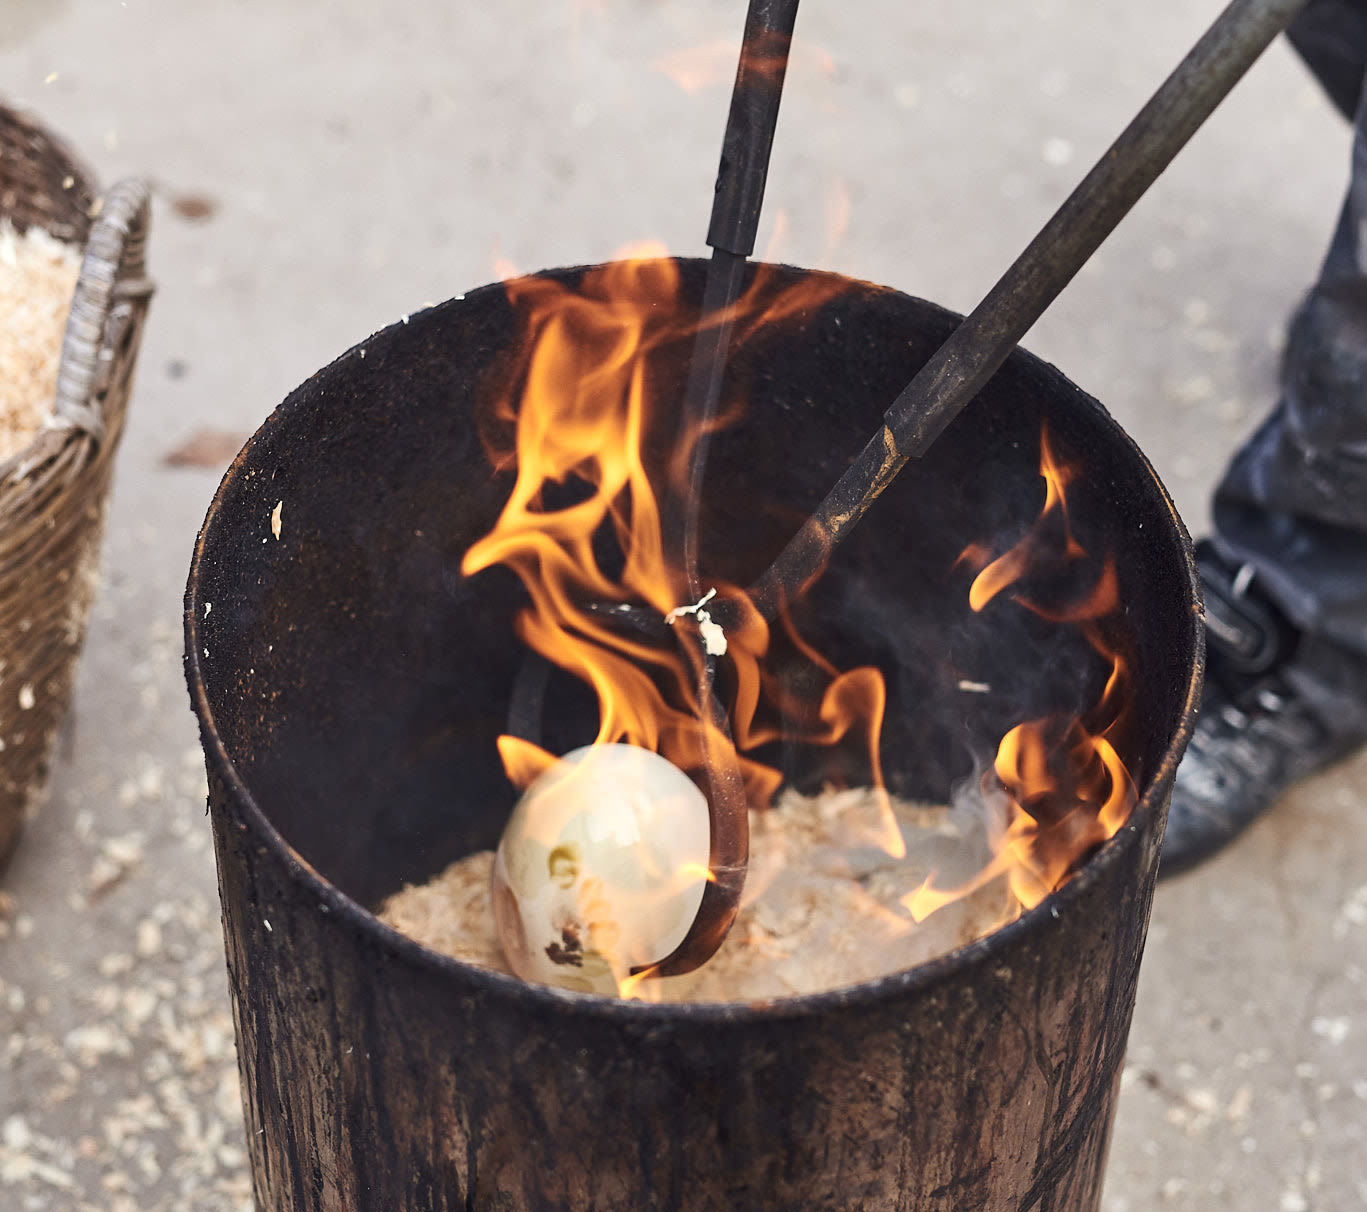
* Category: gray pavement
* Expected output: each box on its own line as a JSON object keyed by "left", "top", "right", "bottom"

{"left": 0, "top": 1, "right": 1364, "bottom": 1208}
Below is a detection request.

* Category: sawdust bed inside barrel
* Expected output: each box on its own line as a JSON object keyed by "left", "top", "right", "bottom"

{"left": 0, "top": 221, "right": 81, "bottom": 463}
{"left": 380, "top": 785, "right": 1020, "bottom": 1002}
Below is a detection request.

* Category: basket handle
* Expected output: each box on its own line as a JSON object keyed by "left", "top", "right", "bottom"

{"left": 53, "top": 177, "right": 154, "bottom": 439}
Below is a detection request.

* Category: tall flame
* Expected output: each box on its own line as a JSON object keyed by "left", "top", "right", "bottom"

{"left": 462, "top": 250, "right": 879, "bottom": 810}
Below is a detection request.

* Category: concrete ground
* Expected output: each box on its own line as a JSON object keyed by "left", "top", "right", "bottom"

{"left": 0, "top": 0, "right": 1364, "bottom": 1208}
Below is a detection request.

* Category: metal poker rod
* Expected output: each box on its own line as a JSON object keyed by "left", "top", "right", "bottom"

{"left": 747, "top": 0, "right": 1310, "bottom": 620}
{"left": 642, "top": 0, "right": 802, "bottom": 978}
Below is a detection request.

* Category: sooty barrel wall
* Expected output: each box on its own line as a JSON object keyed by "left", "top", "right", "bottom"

{"left": 185, "top": 261, "right": 1203, "bottom": 1211}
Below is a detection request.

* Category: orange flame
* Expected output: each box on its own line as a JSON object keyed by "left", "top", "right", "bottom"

{"left": 904, "top": 426, "right": 1137, "bottom": 923}
{"left": 465, "top": 251, "right": 897, "bottom": 995}
{"left": 822, "top": 179, "right": 852, "bottom": 261}
{"left": 463, "top": 250, "right": 874, "bottom": 804}
{"left": 652, "top": 35, "right": 835, "bottom": 95}
{"left": 469, "top": 252, "right": 1137, "bottom": 993}
{"left": 653, "top": 39, "right": 739, "bottom": 95}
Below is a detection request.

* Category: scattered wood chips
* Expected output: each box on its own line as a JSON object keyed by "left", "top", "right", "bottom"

{"left": 0, "top": 220, "right": 81, "bottom": 464}
{"left": 380, "top": 786, "right": 1021, "bottom": 1003}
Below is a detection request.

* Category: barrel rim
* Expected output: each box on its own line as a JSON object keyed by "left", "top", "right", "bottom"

{"left": 184, "top": 257, "right": 1206, "bottom": 1025}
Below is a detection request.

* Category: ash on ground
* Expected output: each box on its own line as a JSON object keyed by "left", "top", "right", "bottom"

{"left": 380, "top": 785, "right": 1020, "bottom": 1002}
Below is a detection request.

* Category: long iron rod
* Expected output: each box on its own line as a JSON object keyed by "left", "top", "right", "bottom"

{"left": 748, "top": 0, "right": 1308, "bottom": 620}
{"left": 645, "top": 0, "right": 801, "bottom": 979}
{"left": 680, "top": 0, "right": 801, "bottom": 586}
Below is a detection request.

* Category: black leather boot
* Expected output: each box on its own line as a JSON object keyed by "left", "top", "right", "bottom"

{"left": 1160, "top": 541, "right": 1367, "bottom": 878}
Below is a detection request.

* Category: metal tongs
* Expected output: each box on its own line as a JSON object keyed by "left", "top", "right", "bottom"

{"left": 644, "top": 0, "right": 1309, "bottom": 977}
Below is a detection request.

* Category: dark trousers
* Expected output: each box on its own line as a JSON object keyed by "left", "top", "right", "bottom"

{"left": 1212, "top": 0, "right": 1367, "bottom": 660}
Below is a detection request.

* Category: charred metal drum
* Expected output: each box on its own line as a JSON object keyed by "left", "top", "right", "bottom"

{"left": 185, "top": 260, "right": 1203, "bottom": 1212}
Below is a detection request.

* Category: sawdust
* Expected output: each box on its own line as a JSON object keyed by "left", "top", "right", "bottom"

{"left": 380, "top": 786, "right": 1021, "bottom": 1003}
{"left": 0, "top": 220, "right": 82, "bottom": 464}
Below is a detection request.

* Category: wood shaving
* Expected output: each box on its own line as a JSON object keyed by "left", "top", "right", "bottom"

{"left": 0, "top": 878, "right": 250, "bottom": 1211}
{"left": 380, "top": 786, "right": 1021, "bottom": 1003}
{"left": 0, "top": 220, "right": 81, "bottom": 463}
{"left": 89, "top": 833, "right": 146, "bottom": 898}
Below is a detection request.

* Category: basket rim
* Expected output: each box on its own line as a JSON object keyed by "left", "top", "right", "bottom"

{"left": 0, "top": 101, "right": 151, "bottom": 485}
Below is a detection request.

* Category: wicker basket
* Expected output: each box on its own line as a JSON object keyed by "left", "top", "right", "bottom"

{"left": 0, "top": 103, "right": 152, "bottom": 869}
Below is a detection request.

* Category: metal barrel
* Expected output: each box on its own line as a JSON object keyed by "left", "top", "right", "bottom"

{"left": 185, "top": 260, "right": 1203, "bottom": 1212}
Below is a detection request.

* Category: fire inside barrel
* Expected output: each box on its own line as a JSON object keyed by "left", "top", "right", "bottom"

{"left": 455, "top": 250, "right": 1139, "bottom": 997}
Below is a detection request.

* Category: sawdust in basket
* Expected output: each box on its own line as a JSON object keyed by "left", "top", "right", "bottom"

{"left": 379, "top": 786, "right": 1020, "bottom": 1003}
{"left": 0, "top": 221, "right": 82, "bottom": 464}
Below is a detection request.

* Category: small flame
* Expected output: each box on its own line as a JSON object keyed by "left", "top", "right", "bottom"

{"left": 496, "top": 734, "right": 558, "bottom": 788}
{"left": 821, "top": 179, "right": 853, "bottom": 261}
{"left": 904, "top": 426, "right": 1137, "bottom": 923}
{"left": 678, "top": 862, "right": 718, "bottom": 884}
{"left": 652, "top": 36, "right": 834, "bottom": 95}
{"left": 653, "top": 39, "right": 738, "bottom": 95}
{"left": 761, "top": 209, "right": 791, "bottom": 264}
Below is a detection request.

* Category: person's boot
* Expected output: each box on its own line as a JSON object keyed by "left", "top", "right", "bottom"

{"left": 1160, "top": 540, "right": 1367, "bottom": 878}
